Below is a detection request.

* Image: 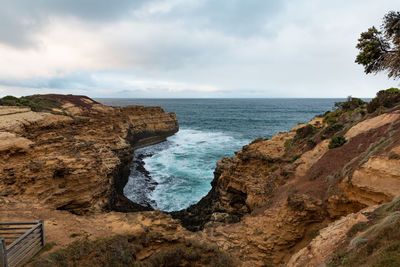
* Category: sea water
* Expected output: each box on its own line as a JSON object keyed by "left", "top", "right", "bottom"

{"left": 97, "top": 98, "right": 342, "bottom": 211}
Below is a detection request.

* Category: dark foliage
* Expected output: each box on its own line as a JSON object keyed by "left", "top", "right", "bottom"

{"left": 355, "top": 11, "right": 400, "bottom": 79}
{"left": 367, "top": 88, "right": 400, "bottom": 113}
{"left": 328, "top": 136, "right": 347, "bottom": 149}
{"left": 324, "top": 123, "right": 344, "bottom": 135}
{"left": 295, "top": 124, "right": 316, "bottom": 139}
{"left": 0, "top": 95, "right": 61, "bottom": 112}
{"left": 334, "top": 97, "right": 366, "bottom": 112}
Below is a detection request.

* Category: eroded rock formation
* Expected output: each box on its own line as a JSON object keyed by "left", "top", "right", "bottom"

{"left": 0, "top": 94, "right": 178, "bottom": 214}
{"left": 172, "top": 97, "right": 400, "bottom": 265}
{"left": 2, "top": 93, "right": 400, "bottom": 266}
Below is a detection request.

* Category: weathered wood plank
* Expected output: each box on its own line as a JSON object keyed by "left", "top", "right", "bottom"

{"left": 6, "top": 233, "right": 41, "bottom": 258}
{"left": 0, "top": 238, "right": 7, "bottom": 267}
{"left": 6, "top": 224, "right": 40, "bottom": 251}
{"left": 8, "top": 239, "right": 41, "bottom": 267}
{"left": 0, "top": 232, "right": 27, "bottom": 236}
{"left": 0, "top": 228, "right": 32, "bottom": 231}
{"left": 0, "top": 222, "right": 38, "bottom": 226}
{"left": 1, "top": 221, "right": 44, "bottom": 267}
{"left": 10, "top": 243, "right": 41, "bottom": 267}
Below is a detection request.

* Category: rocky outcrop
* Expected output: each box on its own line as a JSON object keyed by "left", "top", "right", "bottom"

{"left": 0, "top": 94, "right": 178, "bottom": 214}
{"left": 288, "top": 196, "right": 400, "bottom": 266}
{"left": 286, "top": 205, "right": 373, "bottom": 267}
{"left": 2, "top": 93, "right": 400, "bottom": 266}
{"left": 172, "top": 98, "right": 400, "bottom": 265}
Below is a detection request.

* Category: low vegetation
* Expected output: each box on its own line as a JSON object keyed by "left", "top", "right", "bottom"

{"left": 355, "top": 11, "right": 400, "bottom": 79}
{"left": 326, "top": 197, "right": 400, "bottom": 267}
{"left": 295, "top": 124, "right": 316, "bottom": 139}
{"left": 0, "top": 95, "right": 61, "bottom": 112}
{"left": 329, "top": 136, "right": 347, "bottom": 149}
{"left": 324, "top": 123, "right": 344, "bottom": 135}
{"left": 367, "top": 88, "right": 400, "bottom": 113}
{"left": 30, "top": 234, "right": 234, "bottom": 267}
{"left": 334, "top": 97, "right": 366, "bottom": 112}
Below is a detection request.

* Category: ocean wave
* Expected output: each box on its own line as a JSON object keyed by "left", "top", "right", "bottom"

{"left": 125, "top": 128, "right": 249, "bottom": 212}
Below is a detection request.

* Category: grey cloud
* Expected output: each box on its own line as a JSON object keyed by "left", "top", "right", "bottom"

{"left": 0, "top": 0, "right": 149, "bottom": 47}
{"left": 0, "top": 72, "right": 97, "bottom": 90}
{"left": 193, "top": 0, "right": 284, "bottom": 36}
{"left": 1, "top": 0, "right": 400, "bottom": 99}
{"left": 140, "top": 0, "right": 285, "bottom": 37}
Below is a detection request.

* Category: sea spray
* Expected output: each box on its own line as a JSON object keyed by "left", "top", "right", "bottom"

{"left": 125, "top": 128, "right": 250, "bottom": 211}
{"left": 109, "top": 98, "right": 342, "bottom": 211}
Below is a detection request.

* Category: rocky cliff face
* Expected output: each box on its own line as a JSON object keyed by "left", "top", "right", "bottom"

{"left": 0, "top": 94, "right": 178, "bottom": 214}
{"left": 2, "top": 93, "right": 400, "bottom": 266}
{"left": 172, "top": 96, "right": 400, "bottom": 265}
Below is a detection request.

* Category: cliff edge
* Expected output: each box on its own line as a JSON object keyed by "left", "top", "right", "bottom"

{"left": 172, "top": 90, "right": 400, "bottom": 265}
{"left": 2, "top": 90, "right": 400, "bottom": 266}
{"left": 0, "top": 94, "right": 178, "bottom": 214}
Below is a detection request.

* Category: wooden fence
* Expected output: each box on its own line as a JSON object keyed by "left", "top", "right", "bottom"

{"left": 0, "top": 221, "right": 45, "bottom": 267}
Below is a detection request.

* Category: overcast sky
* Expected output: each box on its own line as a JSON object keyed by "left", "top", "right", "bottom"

{"left": 0, "top": 0, "right": 399, "bottom": 98}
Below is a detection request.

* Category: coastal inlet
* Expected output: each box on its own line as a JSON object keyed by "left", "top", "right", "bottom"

{"left": 116, "top": 98, "right": 342, "bottom": 212}
{"left": 124, "top": 128, "right": 249, "bottom": 211}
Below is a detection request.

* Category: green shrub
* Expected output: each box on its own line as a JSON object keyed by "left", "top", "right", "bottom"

{"left": 284, "top": 139, "right": 293, "bottom": 149}
{"left": 325, "top": 123, "right": 344, "bottom": 135}
{"left": 0, "top": 95, "right": 61, "bottom": 112}
{"left": 367, "top": 88, "right": 400, "bottom": 113}
{"left": 323, "top": 109, "right": 341, "bottom": 124}
{"left": 295, "top": 124, "right": 316, "bottom": 139}
{"left": 335, "top": 97, "right": 366, "bottom": 111}
{"left": 291, "top": 154, "right": 301, "bottom": 163}
{"left": 329, "top": 136, "right": 347, "bottom": 149}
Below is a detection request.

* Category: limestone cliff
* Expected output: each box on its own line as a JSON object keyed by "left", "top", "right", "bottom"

{"left": 0, "top": 94, "right": 178, "bottom": 214}
{"left": 172, "top": 94, "right": 400, "bottom": 265}
{"left": 2, "top": 92, "right": 400, "bottom": 267}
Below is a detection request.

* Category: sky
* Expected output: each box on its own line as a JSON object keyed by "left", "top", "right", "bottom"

{"left": 0, "top": 0, "right": 400, "bottom": 98}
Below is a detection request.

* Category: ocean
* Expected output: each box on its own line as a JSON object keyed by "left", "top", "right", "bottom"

{"left": 96, "top": 98, "right": 342, "bottom": 211}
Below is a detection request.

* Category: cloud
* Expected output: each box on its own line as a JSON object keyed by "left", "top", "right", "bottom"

{"left": 136, "top": 0, "right": 285, "bottom": 37}
{"left": 0, "top": 0, "right": 400, "bottom": 98}
{"left": 0, "top": 0, "right": 148, "bottom": 47}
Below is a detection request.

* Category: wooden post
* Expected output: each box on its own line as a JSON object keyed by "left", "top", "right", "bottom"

{"left": 39, "top": 220, "right": 45, "bottom": 246}
{"left": 0, "top": 238, "right": 8, "bottom": 267}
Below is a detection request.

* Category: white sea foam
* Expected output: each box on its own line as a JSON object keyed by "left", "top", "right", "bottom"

{"left": 135, "top": 128, "right": 248, "bottom": 211}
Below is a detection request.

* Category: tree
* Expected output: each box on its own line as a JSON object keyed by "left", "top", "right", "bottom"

{"left": 355, "top": 11, "right": 400, "bottom": 79}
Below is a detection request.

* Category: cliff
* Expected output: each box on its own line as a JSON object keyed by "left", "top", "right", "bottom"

{"left": 172, "top": 92, "right": 400, "bottom": 265}
{"left": 0, "top": 94, "right": 178, "bottom": 214}
{"left": 1, "top": 91, "right": 400, "bottom": 266}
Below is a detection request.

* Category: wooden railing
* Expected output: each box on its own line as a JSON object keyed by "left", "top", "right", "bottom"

{"left": 0, "top": 221, "right": 45, "bottom": 267}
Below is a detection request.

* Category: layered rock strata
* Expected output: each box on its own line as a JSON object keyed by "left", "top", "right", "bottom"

{"left": 0, "top": 95, "right": 178, "bottom": 214}
{"left": 2, "top": 94, "right": 400, "bottom": 266}
{"left": 173, "top": 102, "right": 400, "bottom": 265}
